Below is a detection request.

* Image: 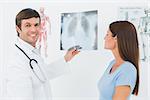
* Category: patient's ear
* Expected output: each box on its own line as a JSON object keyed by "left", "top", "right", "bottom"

{"left": 114, "top": 36, "right": 117, "bottom": 41}
{"left": 114, "top": 36, "right": 118, "bottom": 49}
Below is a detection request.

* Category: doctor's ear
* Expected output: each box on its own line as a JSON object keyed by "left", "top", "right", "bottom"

{"left": 16, "top": 26, "right": 21, "bottom": 34}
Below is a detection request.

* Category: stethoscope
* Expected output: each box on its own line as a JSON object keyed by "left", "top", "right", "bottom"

{"left": 15, "top": 44, "right": 46, "bottom": 83}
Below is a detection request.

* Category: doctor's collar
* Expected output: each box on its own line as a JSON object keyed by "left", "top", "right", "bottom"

{"left": 16, "top": 37, "right": 39, "bottom": 55}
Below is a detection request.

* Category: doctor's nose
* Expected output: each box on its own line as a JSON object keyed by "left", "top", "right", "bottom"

{"left": 30, "top": 26, "right": 37, "bottom": 32}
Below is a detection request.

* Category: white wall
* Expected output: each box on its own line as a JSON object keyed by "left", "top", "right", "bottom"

{"left": 148, "top": 1, "right": 150, "bottom": 99}
{"left": 0, "top": 2, "right": 3, "bottom": 98}
{"left": 0, "top": 1, "right": 149, "bottom": 100}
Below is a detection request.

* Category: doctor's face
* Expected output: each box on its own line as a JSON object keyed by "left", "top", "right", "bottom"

{"left": 104, "top": 29, "right": 116, "bottom": 50}
{"left": 16, "top": 17, "right": 40, "bottom": 47}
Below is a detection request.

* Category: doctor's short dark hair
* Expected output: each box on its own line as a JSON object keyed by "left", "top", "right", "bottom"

{"left": 16, "top": 8, "right": 41, "bottom": 36}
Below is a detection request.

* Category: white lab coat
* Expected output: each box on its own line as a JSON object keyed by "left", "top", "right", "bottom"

{"left": 4, "top": 38, "right": 70, "bottom": 100}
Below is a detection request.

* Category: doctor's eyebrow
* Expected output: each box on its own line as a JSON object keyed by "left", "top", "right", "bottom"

{"left": 35, "top": 23, "right": 40, "bottom": 26}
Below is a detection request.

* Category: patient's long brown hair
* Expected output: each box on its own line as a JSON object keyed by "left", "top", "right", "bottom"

{"left": 109, "top": 21, "right": 139, "bottom": 95}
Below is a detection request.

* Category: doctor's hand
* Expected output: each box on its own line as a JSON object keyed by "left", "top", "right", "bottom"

{"left": 64, "top": 49, "right": 80, "bottom": 62}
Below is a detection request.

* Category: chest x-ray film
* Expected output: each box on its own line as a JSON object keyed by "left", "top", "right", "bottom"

{"left": 60, "top": 10, "right": 98, "bottom": 50}
{"left": 118, "top": 7, "right": 150, "bottom": 62}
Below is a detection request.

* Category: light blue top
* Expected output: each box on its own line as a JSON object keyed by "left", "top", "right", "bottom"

{"left": 98, "top": 60, "right": 137, "bottom": 100}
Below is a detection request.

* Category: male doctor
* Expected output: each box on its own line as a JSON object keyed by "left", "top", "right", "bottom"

{"left": 5, "top": 8, "right": 79, "bottom": 100}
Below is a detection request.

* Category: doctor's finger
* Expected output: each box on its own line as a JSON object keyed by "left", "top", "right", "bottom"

{"left": 72, "top": 50, "right": 80, "bottom": 56}
{"left": 68, "top": 48, "right": 76, "bottom": 52}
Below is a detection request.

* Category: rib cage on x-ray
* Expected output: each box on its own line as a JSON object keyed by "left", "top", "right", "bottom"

{"left": 60, "top": 10, "right": 97, "bottom": 50}
{"left": 68, "top": 15, "right": 90, "bottom": 37}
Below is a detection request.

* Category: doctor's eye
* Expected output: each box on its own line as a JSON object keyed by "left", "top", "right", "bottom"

{"left": 25, "top": 24, "right": 31, "bottom": 27}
